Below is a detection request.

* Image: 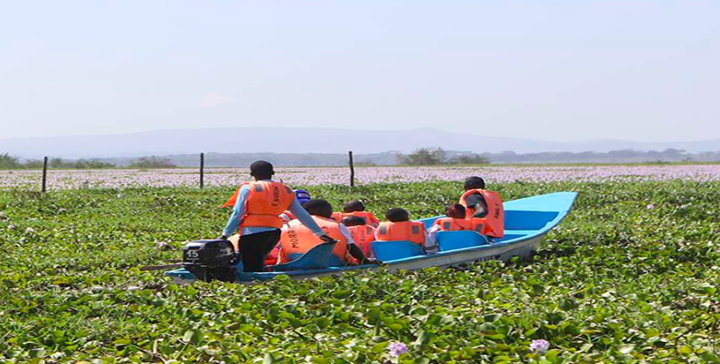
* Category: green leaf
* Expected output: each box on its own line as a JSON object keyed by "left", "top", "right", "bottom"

{"left": 678, "top": 346, "right": 693, "bottom": 355}
{"left": 183, "top": 329, "right": 202, "bottom": 344}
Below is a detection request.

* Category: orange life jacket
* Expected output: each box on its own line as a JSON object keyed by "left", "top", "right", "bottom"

{"left": 459, "top": 189, "right": 504, "bottom": 238}
{"left": 279, "top": 216, "right": 350, "bottom": 264}
{"left": 221, "top": 182, "right": 250, "bottom": 208}
{"left": 432, "top": 217, "right": 480, "bottom": 232}
{"left": 331, "top": 211, "right": 380, "bottom": 227}
{"left": 230, "top": 181, "right": 295, "bottom": 230}
{"left": 265, "top": 244, "right": 280, "bottom": 266}
{"left": 376, "top": 221, "right": 426, "bottom": 245}
{"left": 346, "top": 225, "right": 376, "bottom": 257}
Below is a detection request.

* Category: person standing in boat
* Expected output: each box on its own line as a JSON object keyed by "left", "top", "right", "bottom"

{"left": 219, "top": 161, "right": 334, "bottom": 272}
{"left": 459, "top": 176, "right": 505, "bottom": 238}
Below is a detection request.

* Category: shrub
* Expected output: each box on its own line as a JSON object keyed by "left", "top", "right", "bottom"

{"left": 128, "top": 156, "right": 177, "bottom": 169}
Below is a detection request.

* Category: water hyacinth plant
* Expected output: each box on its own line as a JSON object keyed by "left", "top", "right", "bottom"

{"left": 529, "top": 339, "right": 550, "bottom": 354}
{"left": 1, "top": 164, "right": 719, "bottom": 190}
{"left": 387, "top": 342, "right": 409, "bottom": 357}
{"left": 0, "top": 179, "right": 718, "bottom": 362}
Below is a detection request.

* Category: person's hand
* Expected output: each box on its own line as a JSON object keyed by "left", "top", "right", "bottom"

{"left": 363, "top": 257, "right": 382, "bottom": 265}
{"left": 319, "top": 234, "right": 337, "bottom": 244}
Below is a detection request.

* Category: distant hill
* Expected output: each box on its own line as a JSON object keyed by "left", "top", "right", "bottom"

{"left": 89, "top": 149, "right": 720, "bottom": 168}
{"left": 1, "top": 127, "right": 719, "bottom": 159}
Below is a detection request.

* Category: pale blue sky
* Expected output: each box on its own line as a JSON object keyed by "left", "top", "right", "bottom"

{"left": 1, "top": 1, "right": 718, "bottom": 142}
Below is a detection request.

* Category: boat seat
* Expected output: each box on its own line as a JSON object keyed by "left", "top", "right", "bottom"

{"left": 371, "top": 240, "right": 425, "bottom": 262}
{"left": 272, "top": 242, "right": 344, "bottom": 271}
{"left": 436, "top": 231, "right": 489, "bottom": 252}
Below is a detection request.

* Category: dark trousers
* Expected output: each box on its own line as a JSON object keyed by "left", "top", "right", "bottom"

{"left": 238, "top": 229, "right": 281, "bottom": 272}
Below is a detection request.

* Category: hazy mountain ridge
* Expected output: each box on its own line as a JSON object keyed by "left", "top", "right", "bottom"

{"left": 85, "top": 149, "right": 720, "bottom": 168}
{"left": 1, "top": 127, "right": 718, "bottom": 159}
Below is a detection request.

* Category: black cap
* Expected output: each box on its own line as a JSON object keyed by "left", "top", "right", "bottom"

{"left": 464, "top": 176, "right": 485, "bottom": 190}
{"left": 250, "top": 160, "right": 274, "bottom": 178}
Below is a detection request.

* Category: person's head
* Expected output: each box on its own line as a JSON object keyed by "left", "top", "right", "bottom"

{"left": 250, "top": 160, "right": 274, "bottom": 180}
{"left": 302, "top": 199, "right": 333, "bottom": 218}
{"left": 445, "top": 204, "right": 466, "bottom": 219}
{"left": 294, "top": 189, "right": 311, "bottom": 204}
{"left": 341, "top": 215, "right": 366, "bottom": 227}
{"left": 385, "top": 208, "right": 410, "bottom": 222}
{"left": 343, "top": 200, "right": 365, "bottom": 213}
{"left": 464, "top": 176, "right": 486, "bottom": 191}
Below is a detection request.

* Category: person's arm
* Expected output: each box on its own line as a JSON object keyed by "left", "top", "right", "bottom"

{"left": 288, "top": 199, "right": 325, "bottom": 236}
{"left": 465, "top": 194, "right": 488, "bottom": 218}
{"left": 427, "top": 224, "right": 440, "bottom": 243}
{"left": 221, "top": 186, "right": 250, "bottom": 238}
{"left": 339, "top": 225, "right": 369, "bottom": 262}
{"left": 423, "top": 226, "right": 439, "bottom": 254}
{"left": 369, "top": 214, "right": 380, "bottom": 227}
{"left": 338, "top": 225, "right": 355, "bottom": 245}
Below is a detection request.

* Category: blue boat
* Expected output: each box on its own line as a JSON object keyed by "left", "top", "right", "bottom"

{"left": 166, "top": 192, "right": 578, "bottom": 283}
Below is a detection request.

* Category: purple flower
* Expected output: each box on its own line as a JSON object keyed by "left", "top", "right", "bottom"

{"left": 646, "top": 204, "right": 654, "bottom": 210}
{"left": 529, "top": 339, "right": 550, "bottom": 354}
{"left": 387, "top": 342, "right": 408, "bottom": 357}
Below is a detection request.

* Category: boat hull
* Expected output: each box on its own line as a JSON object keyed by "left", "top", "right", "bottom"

{"left": 168, "top": 234, "right": 543, "bottom": 284}
{"left": 166, "top": 191, "right": 577, "bottom": 284}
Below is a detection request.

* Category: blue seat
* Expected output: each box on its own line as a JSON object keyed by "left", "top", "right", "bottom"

{"left": 370, "top": 241, "right": 425, "bottom": 262}
{"left": 436, "top": 231, "right": 489, "bottom": 252}
{"left": 272, "top": 242, "right": 344, "bottom": 271}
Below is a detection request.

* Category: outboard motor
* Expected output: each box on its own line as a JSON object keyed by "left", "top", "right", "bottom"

{"left": 182, "top": 240, "right": 237, "bottom": 282}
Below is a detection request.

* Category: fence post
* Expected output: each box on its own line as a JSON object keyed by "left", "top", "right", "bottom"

{"left": 41, "top": 156, "right": 48, "bottom": 193}
{"left": 348, "top": 151, "right": 355, "bottom": 187}
{"left": 200, "top": 152, "right": 205, "bottom": 189}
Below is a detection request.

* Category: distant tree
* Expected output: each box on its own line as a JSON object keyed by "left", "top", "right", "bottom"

{"left": 43, "top": 157, "right": 116, "bottom": 169}
{"left": 400, "top": 148, "right": 447, "bottom": 165}
{"left": 23, "top": 159, "right": 45, "bottom": 169}
{"left": 354, "top": 159, "right": 377, "bottom": 167}
{"left": 0, "top": 153, "right": 22, "bottom": 169}
{"left": 447, "top": 154, "right": 490, "bottom": 165}
{"left": 73, "top": 159, "right": 115, "bottom": 169}
{"left": 49, "top": 157, "right": 65, "bottom": 168}
{"left": 129, "top": 156, "right": 177, "bottom": 169}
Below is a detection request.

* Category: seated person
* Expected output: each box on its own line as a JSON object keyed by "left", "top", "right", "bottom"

{"left": 280, "top": 189, "right": 312, "bottom": 223}
{"left": 376, "top": 208, "right": 438, "bottom": 253}
{"left": 341, "top": 215, "right": 376, "bottom": 259}
{"left": 459, "top": 176, "right": 505, "bottom": 238}
{"left": 279, "top": 199, "right": 369, "bottom": 265}
{"left": 331, "top": 200, "right": 380, "bottom": 227}
{"left": 432, "top": 204, "right": 473, "bottom": 231}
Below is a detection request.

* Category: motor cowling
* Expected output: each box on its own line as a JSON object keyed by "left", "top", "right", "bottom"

{"left": 182, "top": 240, "right": 237, "bottom": 282}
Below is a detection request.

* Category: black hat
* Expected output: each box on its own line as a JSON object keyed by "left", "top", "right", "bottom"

{"left": 250, "top": 160, "right": 274, "bottom": 178}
